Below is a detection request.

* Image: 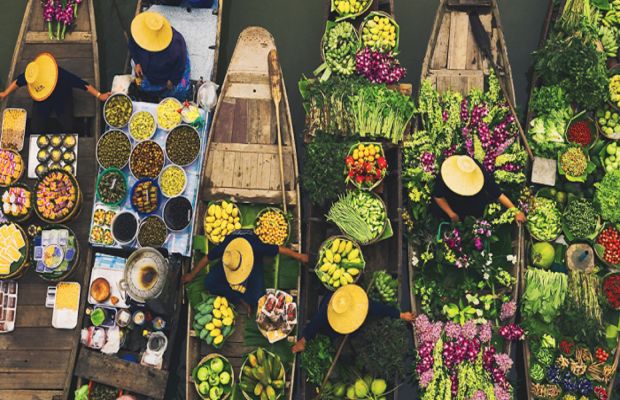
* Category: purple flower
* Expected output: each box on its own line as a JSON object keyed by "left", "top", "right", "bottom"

{"left": 462, "top": 320, "right": 477, "bottom": 340}
{"left": 500, "top": 301, "right": 517, "bottom": 321}
{"left": 471, "top": 390, "right": 487, "bottom": 400}
{"left": 479, "top": 322, "right": 492, "bottom": 343}
{"left": 499, "top": 323, "right": 524, "bottom": 341}
{"left": 494, "top": 384, "right": 511, "bottom": 400}
{"left": 419, "top": 369, "right": 434, "bottom": 388}
{"left": 474, "top": 237, "right": 484, "bottom": 251}
{"left": 355, "top": 48, "right": 406, "bottom": 84}
{"left": 445, "top": 322, "right": 462, "bottom": 339}
{"left": 494, "top": 353, "right": 513, "bottom": 373}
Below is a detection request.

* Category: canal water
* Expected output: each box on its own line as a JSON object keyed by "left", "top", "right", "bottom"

{"left": 0, "top": 0, "right": 547, "bottom": 398}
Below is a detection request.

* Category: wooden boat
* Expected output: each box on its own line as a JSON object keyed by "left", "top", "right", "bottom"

{"left": 0, "top": 1, "right": 100, "bottom": 399}
{"left": 3, "top": 0, "right": 101, "bottom": 137}
{"left": 521, "top": 1, "right": 620, "bottom": 398}
{"left": 408, "top": 0, "right": 523, "bottom": 354}
{"left": 71, "top": 1, "right": 223, "bottom": 399}
{"left": 185, "top": 27, "right": 302, "bottom": 400}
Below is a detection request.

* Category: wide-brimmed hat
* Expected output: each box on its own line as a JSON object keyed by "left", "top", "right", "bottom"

{"left": 327, "top": 284, "right": 369, "bottom": 334}
{"left": 222, "top": 238, "right": 254, "bottom": 285}
{"left": 25, "top": 52, "right": 58, "bottom": 102}
{"left": 440, "top": 155, "right": 484, "bottom": 196}
{"left": 131, "top": 12, "right": 173, "bottom": 52}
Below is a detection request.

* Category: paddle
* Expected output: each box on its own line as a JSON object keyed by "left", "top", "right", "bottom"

{"left": 468, "top": 12, "right": 534, "bottom": 160}
{"left": 268, "top": 49, "right": 288, "bottom": 214}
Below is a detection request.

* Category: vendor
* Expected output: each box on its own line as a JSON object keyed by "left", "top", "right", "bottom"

{"left": 431, "top": 155, "right": 526, "bottom": 224}
{"left": 0, "top": 52, "right": 110, "bottom": 134}
{"left": 291, "top": 284, "right": 414, "bottom": 353}
{"left": 181, "top": 230, "right": 309, "bottom": 310}
{"left": 129, "top": 11, "right": 190, "bottom": 100}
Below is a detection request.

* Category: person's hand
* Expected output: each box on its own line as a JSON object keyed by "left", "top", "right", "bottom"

{"left": 449, "top": 212, "right": 460, "bottom": 223}
{"left": 181, "top": 273, "right": 194, "bottom": 285}
{"left": 298, "top": 253, "right": 309, "bottom": 264}
{"left": 166, "top": 80, "right": 174, "bottom": 90}
{"left": 400, "top": 312, "right": 415, "bottom": 322}
{"left": 134, "top": 64, "right": 143, "bottom": 78}
{"left": 515, "top": 211, "right": 527, "bottom": 224}
{"left": 0, "top": 91, "right": 7, "bottom": 100}
{"left": 98, "top": 92, "right": 111, "bottom": 102}
{"left": 292, "top": 338, "right": 307, "bottom": 353}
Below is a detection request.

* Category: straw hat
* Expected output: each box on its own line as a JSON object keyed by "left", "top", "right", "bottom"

{"left": 327, "top": 284, "right": 369, "bottom": 334}
{"left": 25, "top": 52, "right": 58, "bottom": 102}
{"left": 222, "top": 238, "right": 255, "bottom": 285}
{"left": 131, "top": 12, "right": 173, "bottom": 52}
{"left": 440, "top": 155, "right": 484, "bottom": 196}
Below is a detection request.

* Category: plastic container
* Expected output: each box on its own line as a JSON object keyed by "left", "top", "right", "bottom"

{"left": 52, "top": 282, "right": 80, "bottom": 329}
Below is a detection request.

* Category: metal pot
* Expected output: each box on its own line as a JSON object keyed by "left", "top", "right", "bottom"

{"left": 119, "top": 247, "right": 168, "bottom": 302}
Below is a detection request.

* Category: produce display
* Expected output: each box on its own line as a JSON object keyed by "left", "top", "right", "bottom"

{"left": 315, "top": 21, "right": 360, "bottom": 81}
{"left": 562, "top": 198, "right": 600, "bottom": 240}
{"left": 159, "top": 165, "right": 186, "bottom": 197}
{"left": 2, "top": 185, "right": 31, "bottom": 220}
{"left": 558, "top": 145, "right": 594, "bottom": 181}
{"left": 596, "top": 225, "right": 620, "bottom": 266}
{"left": 256, "top": 290, "right": 297, "bottom": 343}
{"left": 1, "top": 108, "right": 26, "bottom": 150}
{"left": 254, "top": 208, "right": 288, "bottom": 246}
{"left": 331, "top": 0, "right": 371, "bottom": 21}
{"left": 566, "top": 119, "right": 595, "bottom": 147}
{"left": 104, "top": 94, "right": 133, "bottom": 128}
{"left": 610, "top": 74, "right": 620, "bottom": 108}
{"left": 157, "top": 98, "right": 182, "bottom": 130}
{"left": 35, "top": 170, "right": 79, "bottom": 223}
{"left": 0, "top": 223, "right": 27, "bottom": 276}
{"left": 129, "top": 111, "right": 156, "bottom": 141}
{"left": 344, "top": 143, "right": 387, "bottom": 189}
{"left": 603, "top": 273, "right": 620, "bottom": 310}
{"left": 316, "top": 237, "right": 364, "bottom": 290}
{"left": 361, "top": 13, "right": 398, "bottom": 52}
{"left": 0, "top": 149, "right": 23, "bottom": 186}
{"left": 204, "top": 201, "right": 241, "bottom": 244}
{"left": 131, "top": 179, "right": 160, "bottom": 215}
{"left": 90, "top": 207, "right": 115, "bottom": 246}
{"left": 327, "top": 190, "right": 386, "bottom": 244}
{"left": 596, "top": 106, "right": 620, "bottom": 139}
{"left": 96, "top": 168, "right": 127, "bottom": 206}
{"left": 527, "top": 196, "right": 562, "bottom": 241}
{"left": 96, "top": 130, "right": 131, "bottom": 170}
{"left": 355, "top": 47, "right": 406, "bottom": 84}
{"left": 130, "top": 140, "right": 165, "bottom": 179}
{"left": 163, "top": 196, "right": 192, "bottom": 231}
{"left": 368, "top": 270, "right": 397, "bottom": 305}
{"left": 192, "top": 294, "right": 236, "bottom": 348}
{"left": 165, "top": 125, "right": 201, "bottom": 166}
{"left": 601, "top": 142, "right": 620, "bottom": 173}
{"left": 595, "top": 170, "right": 620, "bottom": 224}
{"left": 192, "top": 355, "right": 234, "bottom": 400}
{"left": 238, "top": 348, "right": 285, "bottom": 400}
{"left": 137, "top": 215, "right": 167, "bottom": 248}
{"left": 181, "top": 102, "right": 201, "bottom": 124}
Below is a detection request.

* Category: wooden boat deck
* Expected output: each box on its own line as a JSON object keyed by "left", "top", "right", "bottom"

{"left": 4, "top": 0, "right": 100, "bottom": 136}
{"left": 408, "top": 0, "right": 522, "bottom": 354}
{"left": 186, "top": 26, "right": 302, "bottom": 400}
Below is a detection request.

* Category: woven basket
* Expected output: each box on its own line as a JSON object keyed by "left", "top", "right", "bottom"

{"left": 315, "top": 235, "right": 365, "bottom": 291}
{"left": 239, "top": 348, "right": 286, "bottom": 400}
{"left": 359, "top": 11, "right": 400, "bottom": 53}
{"left": 344, "top": 142, "right": 386, "bottom": 191}
{"left": 192, "top": 353, "right": 235, "bottom": 400}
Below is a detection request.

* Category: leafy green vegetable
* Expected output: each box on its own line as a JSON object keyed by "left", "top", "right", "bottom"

{"left": 302, "top": 131, "right": 355, "bottom": 207}
{"left": 522, "top": 268, "right": 568, "bottom": 323}
{"left": 300, "top": 335, "right": 334, "bottom": 386}
{"left": 326, "top": 190, "right": 386, "bottom": 244}
{"left": 530, "top": 85, "right": 571, "bottom": 116}
{"left": 562, "top": 198, "right": 599, "bottom": 240}
{"left": 595, "top": 169, "right": 620, "bottom": 224}
{"left": 527, "top": 197, "right": 562, "bottom": 241}
{"left": 350, "top": 317, "right": 408, "bottom": 377}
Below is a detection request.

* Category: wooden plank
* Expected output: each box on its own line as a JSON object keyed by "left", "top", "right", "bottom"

{"left": 0, "top": 350, "right": 70, "bottom": 372}
{"left": 211, "top": 99, "right": 235, "bottom": 143}
{"left": 22, "top": 43, "right": 93, "bottom": 60}
{"left": 0, "top": 390, "right": 63, "bottom": 400}
{"left": 226, "top": 82, "right": 271, "bottom": 100}
{"left": 242, "top": 153, "right": 258, "bottom": 189}
{"left": 15, "top": 282, "right": 48, "bottom": 305}
{"left": 210, "top": 143, "right": 292, "bottom": 155}
{"left": 204, "top": 188, "right": 297, "bottom": 205}
{"left": 282, "top": 152, "right": 295, "bottom": 190}
{"left": 74, "top": 350, "right": 169, "bottom": 400}
{"left": 255, "top": 153, "right": 272, "bottom": 190}
{"left": 268, "top": 154, "right": 281, "bottom": 191}
{"left": 465, "top": 17, "right": 481, "bottom": 70}
{"left": 0, "top": 373, "right": 66, "bottom": 390}
{"left": 447, "top": 12, "right": 469, "bottom": 70}
{"left": 220, "top": 151, "right": 237, "bottom": 188}
{"left": 28, "top": 0, "right": 45, "bottom": 32}
{"left": 447, "top": 0, "right": 492, "bottom": 6}
{"left": 25, "top": 31, "right": 92, "bottom": 43}
{"left": 431, "top": 12, "right": 451, "bottom": 69}
{"left": 428, "top": 69, "right": 484, "bottom": 94}
{"left": 231, "top": 98, "right": 249, "bottom": 144}
{"left": 15, "top": 305, "right": 53, "bottom": 327}
{"left": 231, "top": 151, "right": 247, "bottom": 189}
{"left": 0, "top": 327, "right": 75, "bottom": 350}
{"left": 205, "top": 150, "right": 225, "bottom": 188}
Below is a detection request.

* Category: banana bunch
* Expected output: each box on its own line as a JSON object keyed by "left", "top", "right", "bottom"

{"left": 316, "top": 22, "right": 360, "bottom": 81}
{"left": 370, "top": 270, "right": 398, "bottom": 305}
{"left": 317, "top": 237, "right": 364, "bottom": 289}
{"left": 599, "top": 25, "right": 619, "bottom": 57}
{"left": 192, "top": 295, "right": 236, "bottom": 348}
{"left": 238, "top": 348, "right": 285, "bottom": 400}
{"left": 204, "top": 200, "right": 242, "bottom": 244}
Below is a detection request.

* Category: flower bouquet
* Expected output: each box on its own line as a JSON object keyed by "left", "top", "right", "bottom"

{"left": 42, "top": 0, "right": 82, "bottom": 41}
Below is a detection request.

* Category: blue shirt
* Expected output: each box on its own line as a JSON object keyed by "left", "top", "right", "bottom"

{"left": 16, "top": 67, "right": 88, "bottom": 116}
{"left": 128, "top": 28, "right": 188, "bottom": 85}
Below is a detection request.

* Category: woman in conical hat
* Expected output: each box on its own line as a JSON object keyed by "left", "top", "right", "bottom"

{"left": 291, "top": 284, "right": 415, "bottom": 353}
{"left": 0, "top": 52, "right": 110, "bottom": 134}
{"left": 431, "top": 155, "right": 526, "bottom": 224}
{"left": 128, "top": 11, "right": 191, "bottom": 100}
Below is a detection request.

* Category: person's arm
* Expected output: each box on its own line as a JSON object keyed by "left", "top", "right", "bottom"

{"left": 498, "top": 193, "right": 526, "bottom": 224}
{"left": 434, "top": 197, "right": 459, "bottom": 223}
{"left": 63, "top": 69, "right": 110, "bottom": 102}
{"left": 279, "top": 246, "right": 309, "bottom": 264}
{"left": 368, "top": 299, "right": 415, "bottom": 322}
{"left": 0, "top": 80, "right": 20, "bottom": 100}
{"left": 181, "top": 254, "right": 210, "bottom": 284}
{"left": 85, "top": 84, "right": 111, "bottom": 102}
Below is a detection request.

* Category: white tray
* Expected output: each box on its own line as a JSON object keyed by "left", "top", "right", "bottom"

{"left": 28, "top": 134, "right": 79, "bottom": 179}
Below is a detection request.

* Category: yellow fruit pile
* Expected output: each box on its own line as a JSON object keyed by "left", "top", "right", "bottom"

{"left": 352, "top": 143, "right": 381, "bottom": 162}
{"left": 194, "top": 295, "right": 236, "bottom": 347}
{"left": 333, "top": 0, "right": 370, "bottom": 16}
{"left": 317, "top": 238, "right": 364, "bottom": 289}
{"left": 362, "top": 15, "right": 397, "bottom": 51}
{"left": 255, "top": 209, "right": 288, "bottom": 245}
{"left": 204, "top": 200, "right": 241, "bottom": 244}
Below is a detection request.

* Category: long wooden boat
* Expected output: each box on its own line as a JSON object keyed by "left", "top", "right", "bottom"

{"left": 185, "top": 26, "right": 302, "bottom": 400}
{"left": 0, "top": 1, "right": 100, "bottom": 399}
{"left": 521, "top": 1, "right": 620, "bottom": 398}
{"left": 71, "top": 1, "right": 223, "bottom": 399}
{"left": 408, "top": 0, "right": 523, "bottom": 353}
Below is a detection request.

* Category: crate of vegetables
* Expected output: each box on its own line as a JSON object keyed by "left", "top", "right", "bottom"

{"left": 561, "top": 197, "right": 602, "bottom": 242}
{"left": 317, "top": 21, "right": 361, "bottom": 82}
{"left": 238, "top": 348, "right": 285, "bottom": 400}
{"left": 192, "top": 354, "right": 234, "bottom": 400}
{"left": 254, "top": 207, "right": 290, "bottom": 246}
{"left": 596, "top": 105, "right": 620, "bottom": 140}
{"left": 344, "top": 142, "right": 387, "bottom": 191}
{"left": 359, "top": 12, "right": 399, "bottom": 53}
{"left": 316, "top": 236, "right": 365, "bottom": 291}
{"left": 327, "top": 190, "right": 387, "bottom": 245}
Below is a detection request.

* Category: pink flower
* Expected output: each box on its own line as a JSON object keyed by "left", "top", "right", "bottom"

{"left": 500, "top": 301, "right": 517, "bottom": 321}
{"left": 471, "top": 390, "right": 487, "bottom": 400}
{"left": 462, "top": 320, "right": 477, "bottom": 340}
{"left": 479, "top": 321, "right": 492, "bottom": 343}
{"left": 498, "top": 323, "right": 524, "bottom": 341}
{"left": 494, "top": 384, "right": 511, "bottom": 400}
{"left": 494, "top": 353, "right": 513, "bottom": 373}
{"left": 445, "top": 322, "right": 462, "bottom": 339}
{"left": 419, "top": 369, "right": 434, "bottom": 388}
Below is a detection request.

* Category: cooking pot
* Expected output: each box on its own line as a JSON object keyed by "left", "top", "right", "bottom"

{"left": 119, "top": 247, "right": 168, "bottom": 302}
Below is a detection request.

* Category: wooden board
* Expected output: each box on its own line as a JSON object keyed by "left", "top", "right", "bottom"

{"left": 2, "top": 0, "right": 101, "bottom": 135}
{"left": 187, "top": 26, "right": 302, "bottom": 400}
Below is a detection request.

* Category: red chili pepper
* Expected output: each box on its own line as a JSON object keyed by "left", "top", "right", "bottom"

{"left": 567, "top": 120, "right": 592, "bottom": 146}
{"left": 598, "top": 226, "right": 620, "bottom": 265}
